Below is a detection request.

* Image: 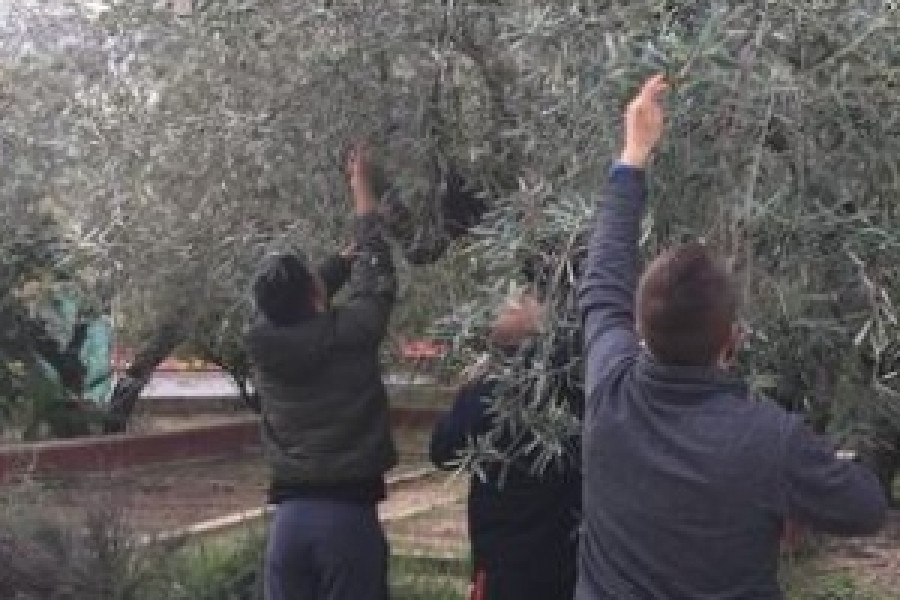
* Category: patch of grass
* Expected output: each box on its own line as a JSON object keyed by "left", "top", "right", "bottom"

{"left": 161, "top": 528, "right": 266, "bottom": 600}
{"left": 390, "top": 554, "right": 469, "bottom": 600}
{"left": 166, "top": 527, "right": 471, "bottom": 600}
{"left": 392, "top": 553, "right": 471, "bottom": 578}
{"left": 785, "top": 572, "right": 880, "bottom": 600}
{"left": 782, "top": 560, "right": 886, "bottom": 600}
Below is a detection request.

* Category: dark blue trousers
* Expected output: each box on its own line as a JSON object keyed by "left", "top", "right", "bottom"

{"left": 265, "top": 498, "right": 389, "bottom": 600}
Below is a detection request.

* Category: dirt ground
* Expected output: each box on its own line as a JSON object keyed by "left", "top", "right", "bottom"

{"left": 6, "top": 451, "right": 270, "bottom": 533}
{"left": 3, "top": 427, "right": 453, "bottom": 536}
{"left": 388, "top": 498, "right": 469, "bottom": 557}
{"left": 815, "top": 511, "right": 900, "bottom": 597}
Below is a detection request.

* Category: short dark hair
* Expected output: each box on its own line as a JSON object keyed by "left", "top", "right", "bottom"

{"left": 252, "top": 253, "right": 317, "bottom": 326}
{"left": 637, "top": 242, "right": 738, "bottom": 366}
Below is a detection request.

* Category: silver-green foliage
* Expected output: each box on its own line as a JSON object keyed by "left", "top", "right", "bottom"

{"left": 1, "top": 1, "right": 898, "bottom": 475}
{"left": 455, "top": 0, "right": 900, "bottom": 477}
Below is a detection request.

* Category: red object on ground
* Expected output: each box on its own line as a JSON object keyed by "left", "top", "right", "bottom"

{"left": 780, "top": 517, "right": 806, "bottom": 552}
{"left": 399, "top": 339, "right": 448, "bottom": 360}
{"left": 469, "top": 570, "right": 486, "bottom": 600}
{"left": 111, "top": 346, "right": 221, "bottom": 374}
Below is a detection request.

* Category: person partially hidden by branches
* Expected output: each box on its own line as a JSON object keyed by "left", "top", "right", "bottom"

{"left": 371, "top": 158, "right": 489, "bottom": 266}
{"left": 246, "top": 142, "right": 397, "bottom": 600}
{"left": 431, "top": 291, "right": 582, "bottom": 600}
{"left": 576, "top": 75, "right": 887, "bottom": 599}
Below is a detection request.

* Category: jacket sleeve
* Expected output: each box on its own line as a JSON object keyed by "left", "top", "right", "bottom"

{"left": 783, "top": 418, "right": 887, "bottom": 536}
{"left": 430, "top": 381, "right": 494, "bottom": 469}
{"left": 333, "top": 214, "right": 397, "bottom": 345}
{"left": 578, "top": 164, "right": 647, "bottom": 400}
{"left": 317, "top": 254, "right": 352, "bottom": 299}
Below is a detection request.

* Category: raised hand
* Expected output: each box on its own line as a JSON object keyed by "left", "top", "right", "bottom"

{"left": 489, "top": 292, "right": 543, "bottom": 348}
{"left": 620, "top": 74, "right": 669, "bottom": 168}
{"left": 339, "top": 241, "right": 358, "bottom": 259}
{"left": 346, "top": 141, "right": 377, "bottom": 215}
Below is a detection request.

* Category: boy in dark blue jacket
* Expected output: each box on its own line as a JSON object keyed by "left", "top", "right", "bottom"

{"left": 576, "top": 75, "right": 886, "bottom": 599}
{"left": 431, "top": 293, "right": 582, "bottom": 600}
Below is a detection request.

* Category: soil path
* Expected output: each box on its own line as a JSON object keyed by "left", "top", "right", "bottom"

{"left": 3, "top": 429, "right": 461, "bottom": 538}
{"left": 816, "top": 511, "right": 900, "bottom": 596}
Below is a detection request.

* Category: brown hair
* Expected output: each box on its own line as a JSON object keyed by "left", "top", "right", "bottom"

{"left": 637, "top": 242, "right": 738, "bottom": 366}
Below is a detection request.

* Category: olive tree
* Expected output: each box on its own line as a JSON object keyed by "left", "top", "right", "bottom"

{"left": 3, "top": 0, "right": 489, "bottom": 428}
{"left": 2, "top": 1, "right": 898, "bottom": 497}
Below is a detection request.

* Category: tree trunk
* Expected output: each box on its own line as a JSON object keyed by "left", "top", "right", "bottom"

{"left": 103, "top": 323, "right": 184, "bottom": 433}
{"left": 198, "top": 349, "right": 261, "bottom": 414}
{"left": 232, "top": 373, "right": 260, "bottom": 414}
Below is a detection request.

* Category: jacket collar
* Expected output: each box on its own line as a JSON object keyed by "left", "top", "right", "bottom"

{"left": 635, "top": 352, "right": 748, "bottom": 401}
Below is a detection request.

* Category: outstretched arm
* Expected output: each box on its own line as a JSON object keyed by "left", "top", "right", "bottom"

{"left": 317, "top": 254, "right": 351, "bottom": 298}
{"left": 579, "top": 162, "right": 647, "bottom": 397}
{"left": 578, "top": 75, "right": 668, "bottom": 399}
{"left": 317, "top": 243, "right": 357, "bottom": 299}
{"left": 784, "top": 419, "right": 887, "bottom": 536}
{"left": 335, "top": 142, "right": 397, "bottom": 345}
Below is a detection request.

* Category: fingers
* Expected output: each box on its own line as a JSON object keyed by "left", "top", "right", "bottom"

{"left": 628, "top": 74, "right": 668, "bottom": 118}
{"left": 639, "top": 74, "right": 669, "bottom": 103}
{"left": 351, "top": 140, "right": 366, "bottom": 160}
{"left": 345, "top": 139, "right": 368, "bottom": 172}
{"left": 644, "top": 73, "right": 669, "bottom": 94}
{"left": 620, "top": 74, "right": 668, "bottom": 167}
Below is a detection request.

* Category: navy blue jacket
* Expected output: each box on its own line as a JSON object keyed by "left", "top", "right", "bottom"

{"left": 575, "top": 165, "right": 887, "bottom": 599}
{"left": 430, "top": 376, "right": 581, "bottom": 579}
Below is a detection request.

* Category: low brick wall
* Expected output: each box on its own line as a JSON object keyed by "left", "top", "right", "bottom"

{"left": 136, "top": 396, "right": 247, "bottom": 415}
{"left": 0, "top": 408, "right": 441, "bottom": 482}
{"left": 0, "top": 417, "right": 258, "bottom": 482}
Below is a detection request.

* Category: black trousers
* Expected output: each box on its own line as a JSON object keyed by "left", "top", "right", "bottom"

{"left": 265, "top": 498, "right": 388, "bottom": 600}
{"left": 473, "top": 562, "right": 576, "bottom": 600}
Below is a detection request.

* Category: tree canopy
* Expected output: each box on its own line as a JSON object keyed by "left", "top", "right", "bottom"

{"left": 0, "top": 0, "right": 897, "bottom": 488}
